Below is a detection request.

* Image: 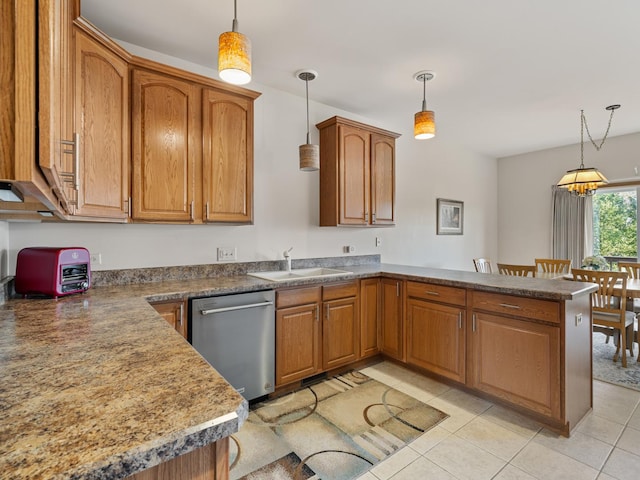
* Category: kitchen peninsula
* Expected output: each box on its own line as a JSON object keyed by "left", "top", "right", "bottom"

{"left": 0, "top": 259, "right": 597, "bottom": 479}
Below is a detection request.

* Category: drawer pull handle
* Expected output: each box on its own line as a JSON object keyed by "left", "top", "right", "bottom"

{"left": 458, "top": 311, "right": 463, "bottom": 329}
{"left": 472, "top": 313, "right": 477, "bottom": 332}
{"left": 499, "top": 303, "right": 521, "bottom": 310}
{"left": 425, "top": 291, "right": 440, "bottom": 296}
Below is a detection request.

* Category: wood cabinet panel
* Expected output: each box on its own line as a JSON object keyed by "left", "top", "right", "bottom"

{"left": 132, "top": 68, "right": 199, "bottom": 222}
{"left": 276, "top": 302, "right": 321, "bottom": 386}
{"left": 360, "top": 278, "right": 380, "bottom": 358}
{"left": 406, "top": 298, "right": 465, "bottom": 382}
{"left": 73, "top": 28, "right": 129, "bottom": 219}
{"left": 323, "top": 280, "right": 359, "bottom": 301}
{"left": 151, "top": 300, "right": 187, "bottom": 338}
{"left": 370, "top": 134, "right": 395, "bottom": 225}
{"left": 340, "top": 125, "right": 370, "bottom": 225}
{"left": 380, "top": 278, "right": 404, "bottom": 360}
{"left": 406, "top": 281, "right": 466, "bottom": 307}
{"left": 323, "top": 296, "right": 359, "bottom": 370}
{"left": 202, "top": 88, "right": 253, "bottom": 223}
{"left": 470, "top": 312, "right": 561, "bottom": 419}
{"left": 276, "top": 286, "right": 322, "bottom": 309}
{"left": 473, "top": 291, "right": 560, "bottom": 324}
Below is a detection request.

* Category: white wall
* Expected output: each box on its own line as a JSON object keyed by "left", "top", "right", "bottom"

{"left": 497, "top": 132, "right": 640, "bottom": 264}
{"left": 3, "top": 44, "right": 497, "bottom": 274}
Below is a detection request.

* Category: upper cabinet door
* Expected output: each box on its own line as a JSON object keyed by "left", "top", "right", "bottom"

{"left": 201, "top": 88, "right": 254, "bottom": 223}
{"left": 73, "top": 28, "right": 129, "bottom": 220}
{"left": 37, "top": 0, "right": 75, "bottom": 212}
{"left": 131, "top": 69, "right": 200, "bottom": 222}
{"left": 370, "top": 133, "right": 395, "bottom": 225}
{"left": 339, "top": 125, "right": 370, "bottom": 226}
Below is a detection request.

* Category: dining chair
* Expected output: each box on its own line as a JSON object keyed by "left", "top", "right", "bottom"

{"left": 497, "top": 263, "right": 536, "bottom": 277}
{"left": 572, "top": 268, "right": 635, "bottom": 367}
{"left": 535, "top": 258, "right": 571, "bottom": 274}
{"left": 618, "top": 261, "right": 640, "bottom": 355}
{"left": 473, "top": 258, "right": 493, "bottom": 273}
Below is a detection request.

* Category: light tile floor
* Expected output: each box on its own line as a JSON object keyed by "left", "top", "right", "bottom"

{"left": 356, "top": 361, "right": 640, "bottom": 480}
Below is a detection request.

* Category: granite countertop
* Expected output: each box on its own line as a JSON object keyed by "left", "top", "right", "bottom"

{"left": 0, "top": 260, "right": 596, "bottom": 479}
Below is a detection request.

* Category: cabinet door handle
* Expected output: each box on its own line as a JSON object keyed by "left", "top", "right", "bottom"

{"left": 396, "top": 282, "right": 400, "bottom": 297}
{"left": 364, "top": 212, "right": 369, "bottom": 222}
{"left": 472, "top": 313, "right": 477, "bottom": 332}
{"left": 190, "top": 201, "right": 194, "bottom": 221}
{"left": 425, "top": 291, "right": 440, "bottom": 296}
{"left": 315, "top": 306, "right": 319, "bottom": 323}
{"left": 325, "top": 304, "right": 329, "bottom": 320}
{"left": 372, "top": 212, "right": 376, "bottom": 224}
{"left": 458, "top": 311, "right": 463, "bottom": 329}
{"left": 178, "top": 303, "right": 184, "bottom": 326}
{"left": 205, "top": 202, "right": 210, "bottom": 219}
{"left": 127, "top": 196, "right": 132, "bottom": 217}
{"left": 499, "top": 303, "right": 521, "bottom": 310}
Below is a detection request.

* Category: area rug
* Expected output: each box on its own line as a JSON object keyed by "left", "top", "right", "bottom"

{"left": 229, "top": 370, "right": 449, "bottom": 480}
{"left": 593, "top": 332, "right": 640, "bottom": 391}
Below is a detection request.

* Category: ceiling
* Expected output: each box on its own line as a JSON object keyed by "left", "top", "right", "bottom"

{"left": 80, "top": 0, "right": 640, "bottom": 158}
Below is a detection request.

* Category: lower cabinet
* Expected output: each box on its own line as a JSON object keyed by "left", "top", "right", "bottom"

{"left": 275, "top": 286, "right": 322, "bottom": 386}
{"left": 322, "top": 281, "right": 359, "bottom": 370}
{"left": 380, "top": 278, "right": 404, "bottom": 361}
{"left": 469, "top": 310, "right": 561, "bottom": 420}
{"left": 150, "top": 299, "right": 187, "bottom": 339}
{"left": 275, "top": 281, "right": 360, "bottom": 387}
{"left": 405, "top": 281, "right": 466, "bottom": 383}
{"left": 359, "top": 278, "right": 380, "bottom": 358}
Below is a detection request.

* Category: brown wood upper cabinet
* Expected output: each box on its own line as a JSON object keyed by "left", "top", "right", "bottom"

{"left": 317, "top": 116, "right": 400, "bottom": 227}
{"left": 71, "top": 24, "right": 130, "bottom": 220}
{"left": 131, "top": 63, "right": 259, "bottom": 224}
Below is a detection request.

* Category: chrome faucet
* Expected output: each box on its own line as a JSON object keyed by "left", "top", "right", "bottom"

{"left": 283, "top": 247, "right": 293, "bottom": 272}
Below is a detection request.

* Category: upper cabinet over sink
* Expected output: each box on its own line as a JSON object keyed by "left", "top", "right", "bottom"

{"left": 317, "top": 116, "right": 400, "bottom": 227}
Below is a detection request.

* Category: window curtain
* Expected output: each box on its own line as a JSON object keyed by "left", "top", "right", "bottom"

{"left": 551, "top": 186, "right": 593, "bottom": 269}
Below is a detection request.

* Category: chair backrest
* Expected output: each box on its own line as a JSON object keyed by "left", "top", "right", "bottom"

{"left": 535, "top": 258, "right": 571, "bottom": 274}
{"left": 571, "top": 268, "right": 629, "bottom": 317}
{"left": 473, "top": 258, "right": 493, "bottom": 273}
{"left": 497, "top": 263, "right": 536, "bottom": 277}
{"left": 618, "top": 262, "right": 640, "bottom": 279}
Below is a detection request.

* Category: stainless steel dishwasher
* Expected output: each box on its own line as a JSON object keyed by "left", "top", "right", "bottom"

{"left": 190, "top": 290, "right": 275, "bottom": 402}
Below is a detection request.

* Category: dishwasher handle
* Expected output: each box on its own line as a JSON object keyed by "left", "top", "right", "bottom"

{"left": 200, "top": 300, "right": 274, "bottom": 316}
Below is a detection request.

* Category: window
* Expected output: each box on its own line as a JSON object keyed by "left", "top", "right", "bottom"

{"left": 592, "top": 186, "right": 638, "bottom": 268}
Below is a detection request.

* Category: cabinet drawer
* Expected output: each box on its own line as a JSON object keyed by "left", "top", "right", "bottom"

{"left": 406, "top": 281, "right": 466, "bottom": 306}
{"left": 276, "top": 286, "right": 322, "bottom": 309}
{"left": 323, "top": 280, "right": 359, "bottom": 301}
{"left": 472, "top": 291, "right": 560, "bottom": 324}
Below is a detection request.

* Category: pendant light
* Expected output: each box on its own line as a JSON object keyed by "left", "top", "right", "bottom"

{"left": 413, "top": 71, "right": 436, "bottom": 139}
{"left": 557, "top": 104, "right": 620, "bottom": 197}
{"left": 297, "top": 69, "right": 319, "bottom": 171}
{"left": 218, "top": 0, "right": 251, "bottom": 85}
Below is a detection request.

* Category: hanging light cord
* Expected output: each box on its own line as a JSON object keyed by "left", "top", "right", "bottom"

{"left": 421, "top": 76, "right": 427, "bottom": 112}
{"left": 232, "top": 0, "right": 238, "bottom": 32}
{"left": 305, "top": 77, "right": 310, "bottom": 144}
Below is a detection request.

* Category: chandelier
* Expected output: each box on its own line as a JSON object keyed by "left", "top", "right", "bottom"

{"left": 557, "top": 105, "right": 620, "bottom": 196}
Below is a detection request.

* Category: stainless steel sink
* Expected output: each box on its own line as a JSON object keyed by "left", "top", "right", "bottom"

{"left": 247, "top": 267, "right": 352, "bottom": 282}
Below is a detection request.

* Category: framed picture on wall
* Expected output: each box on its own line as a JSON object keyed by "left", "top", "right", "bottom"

{"left": 437, "top": 198, "right": 464, "bottom": 235}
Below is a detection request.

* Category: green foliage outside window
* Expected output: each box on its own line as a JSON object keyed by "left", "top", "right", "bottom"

{"left": 593, "top": 190, "right": 637, "bottom": 258}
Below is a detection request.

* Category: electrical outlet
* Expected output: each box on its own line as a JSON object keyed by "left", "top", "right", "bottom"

{"left": 343, "top": 245, "right": 355, "bottom": 253}
{"left": 217, "top": 247, "right": 237, "bottom": 261}
{"left": 375, "top": 237, "right": 382, "bottom": 247}
{"left": 90, "top": 253, "right": 102, "bottom": 265}
{"left": 575, "top": 313, "right": 582, "bottom": 326}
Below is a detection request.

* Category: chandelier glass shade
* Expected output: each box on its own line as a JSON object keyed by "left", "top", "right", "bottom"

{"left": 218, "top": 0, "right": 251, "bottom": 85}
{"left": 557, "top": 105, "right": 620, "bottom": 197}
{"left": 414, "top": 71, "right": 435, "bottom": 139}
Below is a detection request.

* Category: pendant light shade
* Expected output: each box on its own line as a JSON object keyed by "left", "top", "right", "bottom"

{"left": 414, "top": 71, "right": 436, "bottom": 139}
{"left": 556, "top": 105, "right": 620, "bottom": 197}
{"left": 297, "top": 69, "right": 319, "bottom": 171}
{"left": 218, "top": 0, "right": 251, "bottom": 85}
